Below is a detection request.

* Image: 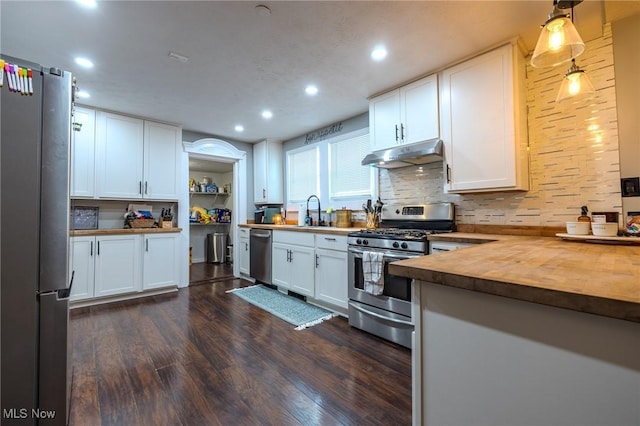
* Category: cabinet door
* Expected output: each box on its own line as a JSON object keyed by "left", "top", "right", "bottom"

{"left": 441, "top": 44, "right": 522, "bottom": 192}
{"left": 289, "top": 245, "right": 315, "bottom": 297}
{"left": 315, "top": 248, "right": 348, "bottom": 309}
{"left": 95, "top": 112, "right": 144, "bottom": 198}
{"left": 69, "top": 236, "right": 95, "bottom": 301}
{"left": 401, "top": 75, "right": 439, "bottom": 146}
{"left": 143, "top": 121, "right": 181, "bottom": 200}
{"left": 271, "top": 242, "right": 291, "bottom": 289}
{"left": 143, "top": 234, "right": 179, "bottom": 290}
{"left": 253, "top": 141, "right": 267, "bottom": 203}
{"left": 369, "top": 90, "right": 401, "bottom": 152}
{"left": 253, "top": 140, "right": 283, "bottom": 204}
{"left": 70, "top": 106, "right": 96, "bottom": 197}
{"left": 238, "top": 236, "right": 250, "bottom": 275}
{"left": 94, "top": 235, "right": 141, "bottom": 297}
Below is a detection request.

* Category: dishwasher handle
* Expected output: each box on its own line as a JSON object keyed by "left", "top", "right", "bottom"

{"left": 250, "top": 230, "right": 272, "bottom": 239}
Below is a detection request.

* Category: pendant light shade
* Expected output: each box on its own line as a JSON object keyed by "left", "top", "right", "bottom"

{"left": 555, "top": 59, "right": 595, "bottom": 103}
{"left": 531, "top": 5, "right": 585, "bottom": 68}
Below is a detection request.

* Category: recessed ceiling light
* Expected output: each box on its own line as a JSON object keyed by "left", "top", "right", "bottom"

{"left": 76, "top": 0, "right": 97, "bottom": 8}
{"left": 261, "top": 110, "right": 273, "bottom": 119}
{"left": 76, "top": 90, "right": 90, "bottom": 99}
{"left": 305, "top": 85, "right": 318, "bottom": 96}
{"left": 74, "top": 57, "right": 94, "bottom": 68}
{"left": 371, "top": 46, "right": 388, "bottom": 62}
{"left": 234, "top": 125, "right": 244, "bottom": 132}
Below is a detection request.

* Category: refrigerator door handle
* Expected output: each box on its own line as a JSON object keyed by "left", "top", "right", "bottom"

{"left": 38, "top": 69, "right": 73, "bottom": 294}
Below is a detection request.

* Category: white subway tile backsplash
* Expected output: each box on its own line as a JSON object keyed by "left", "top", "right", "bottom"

{"left": 379, "top": 24, "right": 622, "bottom": 226}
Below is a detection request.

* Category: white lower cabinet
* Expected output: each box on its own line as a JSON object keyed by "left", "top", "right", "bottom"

{"left": 142, "top": 233, "right": 179, "bottom": 290}
{"left": 238, "top": 228, "right": 250, "bottom": 275}
{"left": 314, "top": 248, "right": 348, "bottom": 309}
{"left": 94, "top": 234, "right": 142, "bottom": 297}
{"left": 272, "top": 231, "right": 315, "bottom": 297}
{"left": 69, "top": 236, "right": 96, "bottom": 301}
{"left": 69, "top": 233, "right": 179, "bottom": 302}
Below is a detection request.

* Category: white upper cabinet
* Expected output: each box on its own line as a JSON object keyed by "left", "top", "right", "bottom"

{"left": 95, "top": 112, "right": 145, "bottom": 199}
{"left": 70, "top": 106, "right": 96, "bottom": 197}
{"left": 143, "top": 120, "right": 181, "bottom": 200}
{"left": 253, "top": 139, "right": 283, "bottom": 204}
{"left": 440, "top": 42, "right": 529, "bottom": 193}
{"left": 369, "top": 74, "right": 439, "bottom": 152}
{"left": 93, "top": 111, "right": 181, "bottom": 200}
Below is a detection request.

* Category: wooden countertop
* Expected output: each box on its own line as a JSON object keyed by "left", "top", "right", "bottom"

{"left": 71, "top": 228, "right": 182, "bottom": 236}
{"left": 390, "top": 234, "right": 640, "bottom": 323}
{"left": 239, "top": 223, "right": 361, "bottom": 236}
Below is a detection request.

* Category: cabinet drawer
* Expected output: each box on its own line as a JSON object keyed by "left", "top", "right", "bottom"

{"left": 315, "top": 234, "right": 347, "bottom": 251}
{"left": 273, "top": 230, "right": 314, "bottom": 246}
{"left": 238, "top": 227, "right": 250, "bottom": 238}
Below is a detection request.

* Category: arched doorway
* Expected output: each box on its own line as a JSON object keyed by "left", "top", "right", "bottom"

{"left": 180, "top": 138, "right": 247, "bottom": 284}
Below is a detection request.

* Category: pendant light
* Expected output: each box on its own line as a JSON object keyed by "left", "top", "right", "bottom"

{"left": 555, "top": 59, "right": 595, "bottom": 103}
{"left": 531, "top": 0, "right": 585, "bottom": 68}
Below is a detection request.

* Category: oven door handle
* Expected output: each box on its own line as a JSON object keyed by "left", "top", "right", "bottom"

{"left": 349, "top": 247, "right": 418, "bottom": 260}
{"left": 349, "top": 302, "right": 413, "bottom": 326}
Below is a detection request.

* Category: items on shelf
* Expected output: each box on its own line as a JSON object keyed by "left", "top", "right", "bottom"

{"left": 189, "top": 177, "right": 222, "bottom": 193}
{"left": 190, "top": 205, "right": 232, "bottom": 224}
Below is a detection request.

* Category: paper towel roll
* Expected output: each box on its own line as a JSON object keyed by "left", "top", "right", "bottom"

{"left": 298, "top": 204, "right": 306, "bottom": 226}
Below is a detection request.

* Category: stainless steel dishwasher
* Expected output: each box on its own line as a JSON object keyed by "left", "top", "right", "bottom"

{"left": 250, "top": 229, "right": 272, "bottom": 284}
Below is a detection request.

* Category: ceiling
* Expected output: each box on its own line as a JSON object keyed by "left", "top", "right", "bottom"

{"left": 2, "top": 1, "right": 639, "bottom": 144}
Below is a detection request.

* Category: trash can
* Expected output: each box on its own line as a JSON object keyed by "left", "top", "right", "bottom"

{"left": 206, "top": 232, "right": 227, "bottom": 264}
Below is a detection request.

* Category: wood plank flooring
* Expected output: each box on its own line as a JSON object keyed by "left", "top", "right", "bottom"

{"left": 189, "top": 262, "right": 234, "bottom": 286}
{"left": 69, "top": 279, "right": 412, "bottom": 425}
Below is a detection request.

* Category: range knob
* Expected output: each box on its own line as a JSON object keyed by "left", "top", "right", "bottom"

{"left": 392, "top": 241, "right": 400, "bottom": 248}
{"left": 356, "top": 239, "right": 362, "bottom": 245}
{"left": 363, "top": 239, "right": 369, "bottom": 246}
{"left": 401, "top": 242, "right": 408, "bottom": 249}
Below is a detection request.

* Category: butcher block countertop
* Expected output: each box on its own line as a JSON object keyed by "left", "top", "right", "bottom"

{"left": 71, "top": 227, "right": 182, "bottom": 236}
{"left": 390, "top": 234, "right": 640, "bottom": 323}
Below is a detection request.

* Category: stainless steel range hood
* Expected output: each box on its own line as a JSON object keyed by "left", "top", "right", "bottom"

{"left": 361, "top": 138, "right": 443, "bottom": 169}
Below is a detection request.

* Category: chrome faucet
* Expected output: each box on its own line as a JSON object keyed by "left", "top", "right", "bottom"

{"left": 306, "top": 194, "right": 323, "bottom": 226}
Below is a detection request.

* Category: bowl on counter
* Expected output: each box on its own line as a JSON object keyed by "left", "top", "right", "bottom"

{"left": 591, "top": 222, "right": 619, "bottom": 237}
{"left": 566, "top": 221, "right": 590, "bottom": 235}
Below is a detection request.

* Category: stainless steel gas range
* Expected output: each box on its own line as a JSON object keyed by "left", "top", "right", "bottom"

{"left": 347, "top": 203, "right": 455, "bottom": 348}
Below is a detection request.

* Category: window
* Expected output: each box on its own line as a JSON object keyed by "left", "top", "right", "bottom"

{"left": 286, "top": 145, "right": 319, "bottom": 203}
{"left": 286, "top": 128, "right": 375, "bottom": 210}
{"left": 329, "top": 131, "right": 371, "bottom": 199}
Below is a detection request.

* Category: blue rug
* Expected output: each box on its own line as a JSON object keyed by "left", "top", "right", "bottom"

{"left": 227, "top": 284, "right": 337, "bottom": 330}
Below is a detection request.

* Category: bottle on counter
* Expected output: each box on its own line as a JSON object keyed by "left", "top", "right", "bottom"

{"left": 578, "top": 205, "right": 591, "bottom": 222}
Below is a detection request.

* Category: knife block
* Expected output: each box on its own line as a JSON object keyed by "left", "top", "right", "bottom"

{"left": 159, "top": 218, "right": 173, "bottom": 228}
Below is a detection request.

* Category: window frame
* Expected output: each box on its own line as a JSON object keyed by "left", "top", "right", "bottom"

{"left": 285, "top": 128, "right": 377, "bottom": 212}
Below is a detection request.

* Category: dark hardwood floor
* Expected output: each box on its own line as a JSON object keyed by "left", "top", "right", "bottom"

{"left": 189, "top": 262, "right": 234, "bottom": 286}
{"left": 69, "top": 279, "right": 412, "bottom": 425}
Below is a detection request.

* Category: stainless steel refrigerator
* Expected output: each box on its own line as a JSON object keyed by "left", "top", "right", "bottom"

{"left": 1, "top": 55, "right": 73, "bottom": 425}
